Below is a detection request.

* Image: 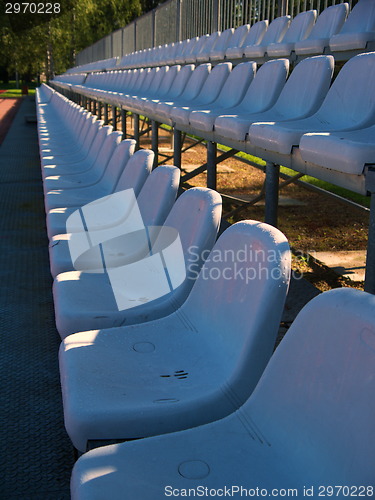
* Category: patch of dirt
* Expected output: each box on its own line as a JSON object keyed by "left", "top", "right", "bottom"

{"left": 135, "top": 126, "right": 368, "bottom": 291}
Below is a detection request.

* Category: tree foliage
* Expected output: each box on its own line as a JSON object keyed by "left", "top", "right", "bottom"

{"left": 0, "top": 0, "right": 144, "bottom": 81}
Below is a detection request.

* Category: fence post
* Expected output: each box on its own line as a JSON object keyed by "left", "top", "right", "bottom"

{"left": 213, "top": 0, "right": 220, "bottom": 32}
{"left": 152, "top": 9, "right": 156, "bottom": 48}
{"left": 134, "top": 20, "right": 137, "bottom": 51}
{"left": 176, "top": 0, "right": 182, "bottom": 42}
{"left": 279, "top": 0, "right": 288, "bottom": 17}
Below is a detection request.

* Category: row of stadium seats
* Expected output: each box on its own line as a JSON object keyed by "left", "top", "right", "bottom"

{"left": 35, "top": 83, "right": 375, "bottom": 499}
{"left": 64, "top": 0, "right": 375, "bottom": 75}
{"left": 53, "top": 51, "right": 375, "bottom": 198}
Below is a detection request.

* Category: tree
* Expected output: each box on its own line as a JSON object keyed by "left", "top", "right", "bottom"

{"left": 141, "top": 0, "right": 164, "bottom": 14}
{"left": 0, "top": 0, "right": 143, "bottom": 80}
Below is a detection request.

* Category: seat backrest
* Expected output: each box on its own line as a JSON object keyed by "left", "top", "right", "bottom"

{"left": 86, "top": 125, "right": 113, "bottom": 163}
{"left": 257, "top": 15, "right": 291, "bottom": 45}
{"left": 146, "top": 66, "right": 169, "bottom": 94}
{"left": 176, "top": 37, "right": 198, "bottom": 62}
{"left": 189, "top": 34, "right": 210, "bottom": 59}
{"left": 115, "top": 187, "right": 221, "bottom": 319}
{"left": 240, "top": 59, "right": 289, "bottom": 112}
{"left": 246, "top": 287, "right": 375, "bottom": 483}
{"left": 339, "top": 0, "right": 375, "bottom": 34}
{"left": 138, "top": 67, "right": 160, "bottom": 94}
{"left": 168, "top": 64, "right": 195, "bottom": 99}
{"left": 91, "top": 131, "right": 122, "bottom": 177}
{"left": 137, "top": 165, "right": 180, "bottom": 227}
{"left": 281, "top": 10, "right": 317, "bottom": 43}
{"left": 118, "top": 71, "right": 130, "bottom": 91}
{"left": 165, "top": 42, "right": 178, "bottom": 63}
{"left": 306, "top": 3, "right": 348, "bottom": 39}
{"left": 182, "top": 220, "right": 290, "bottom": 395}
{"left": 317, "top": 51, "right": 375, "bottom": 127}
{"left": 127, "top": 68, "right": 148, "bottom": 93}
{"left": 102, "top": 139, "right": 135, "bottom": 191}
{"left": 161, "top": 187, "right": 222, "bottom": 284}
{"left": 167, "top": 40, "right": 182, "bottom": 62}
{"left": 80, "top": 116, "right": 102, "bottom": 153}
{"left": 196, "top": 31, "right": 221, "bottom": 60}
{"left": 227, "top": 24, "right": 251, "bottom": 49}
{"left": 195, "top": 62, "right": 231, "bottom": 105}
{"left": 178, "top": 63, "right": 211, "bottom": 101}
{"left": 240, "top": 20, "right": 268, "bottom": 48}
{"left": 211, "top": 28, "right": 235, "bottom": 52}
{"left": 272, "top": 55, "right": 334, "bottom": 118}
{"left": 115, "top": 149, "right": 154, "bottom": 195}
{"left": 216, "top": 61, "right": 257, "bottom": 108}
{"left": 156, "top": 65, "right": 181, "bottom": 97}
{"left": 117, "top": 68, "right": 132, "bottom": 88}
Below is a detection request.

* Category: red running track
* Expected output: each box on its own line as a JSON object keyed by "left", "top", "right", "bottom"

{"left": 0, "top": 98, "right": 22, "bottom": 145}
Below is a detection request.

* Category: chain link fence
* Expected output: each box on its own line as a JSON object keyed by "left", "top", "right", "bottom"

{"left": 76, "top": 0, "right": 356, "bottom": 65}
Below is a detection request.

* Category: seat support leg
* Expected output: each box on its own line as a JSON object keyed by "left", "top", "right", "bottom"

{"left": 121, "top": 109, "right": 127, "bottom": 138}
{"left": 207, "top": 141, "right": 217, "bottom": 190}
{"left": 112, "top": 106, "right": 117, "bottom": 131}
{"left": 265, "top": 162, "right": 280, "bottom": 227}
{"left": 103, "top": 103, "right": 109, "bottom": 125}
{"left": 365, "top": 191, "right": 375, "bottom": 294}
{"left": 133, "top": 114, "right": 140, "bottom": 150}
{"left": 173, "top": 129, "right": 182, "bottom": 169}
{"left": 151, "top": 120, "right": 159, "bottom": 169}
{"left": 97, "top": 102, "right": 102, "bottom": 120}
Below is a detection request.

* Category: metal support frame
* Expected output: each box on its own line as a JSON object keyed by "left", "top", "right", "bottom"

{"left": 181, "top": 145, "right": 238, "bottom": 183}
{"left": 133, "top": 113, "right": 140, "bottom": 149}
{"left": 151, "top": 120, "right": 159, "bottom": 169}
{"left": 121, "top": 109, "right": 127, "bottom": 137}
{"left": 112, "top": 106, "right": 117, "bottom": 131}
{"left": 51, "top": 89, "right": 375, "bottom": 293}
{"left": 365, "top": 192, "right": 375, "bottom": 294}
{"left": 225, "top": 171, "right": 305, "bottom": 219}
{"left": 103, "top": 103, "right": 109, "bottom": 125}
{"left": 159, "top": 131, "right": 204, "bottom": 166}
{"left": 207, "top": 141, "right": 218, "bottom": 190}
{"left": 364, "top": 167, "right": 375, "bottom": 294}
{"left": 265, "top": 162, "right": 280, "bottom": 227}
{"left": 173, "top": 129, "right": 182, "bottom": 169}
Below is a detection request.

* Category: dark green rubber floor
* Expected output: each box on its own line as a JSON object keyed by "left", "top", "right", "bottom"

{"left": 0, "top": 97, "right": 74, "bottom": 499}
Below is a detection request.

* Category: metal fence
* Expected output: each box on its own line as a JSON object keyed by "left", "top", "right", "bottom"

{"left": 76, "top": 0, "right": 356, "bottom": 66}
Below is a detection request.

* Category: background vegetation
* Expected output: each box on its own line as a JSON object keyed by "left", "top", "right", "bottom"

{"left": 0, "top": 0, "right": 164, "bottom": 83}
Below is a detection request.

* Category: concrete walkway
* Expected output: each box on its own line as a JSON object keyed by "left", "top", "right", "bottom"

{"left": 315, "top": 250, "right": 366, "bottom": 281}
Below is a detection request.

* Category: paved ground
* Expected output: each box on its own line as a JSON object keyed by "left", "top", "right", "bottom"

{"left": 0, "top": 96, "right": 321, "bottom": 499}
{"left": 315, "top": 250, "right": 366, "bottom": 281}
{"left": 0, "top": 97, "right": 74, "bottom": 499}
